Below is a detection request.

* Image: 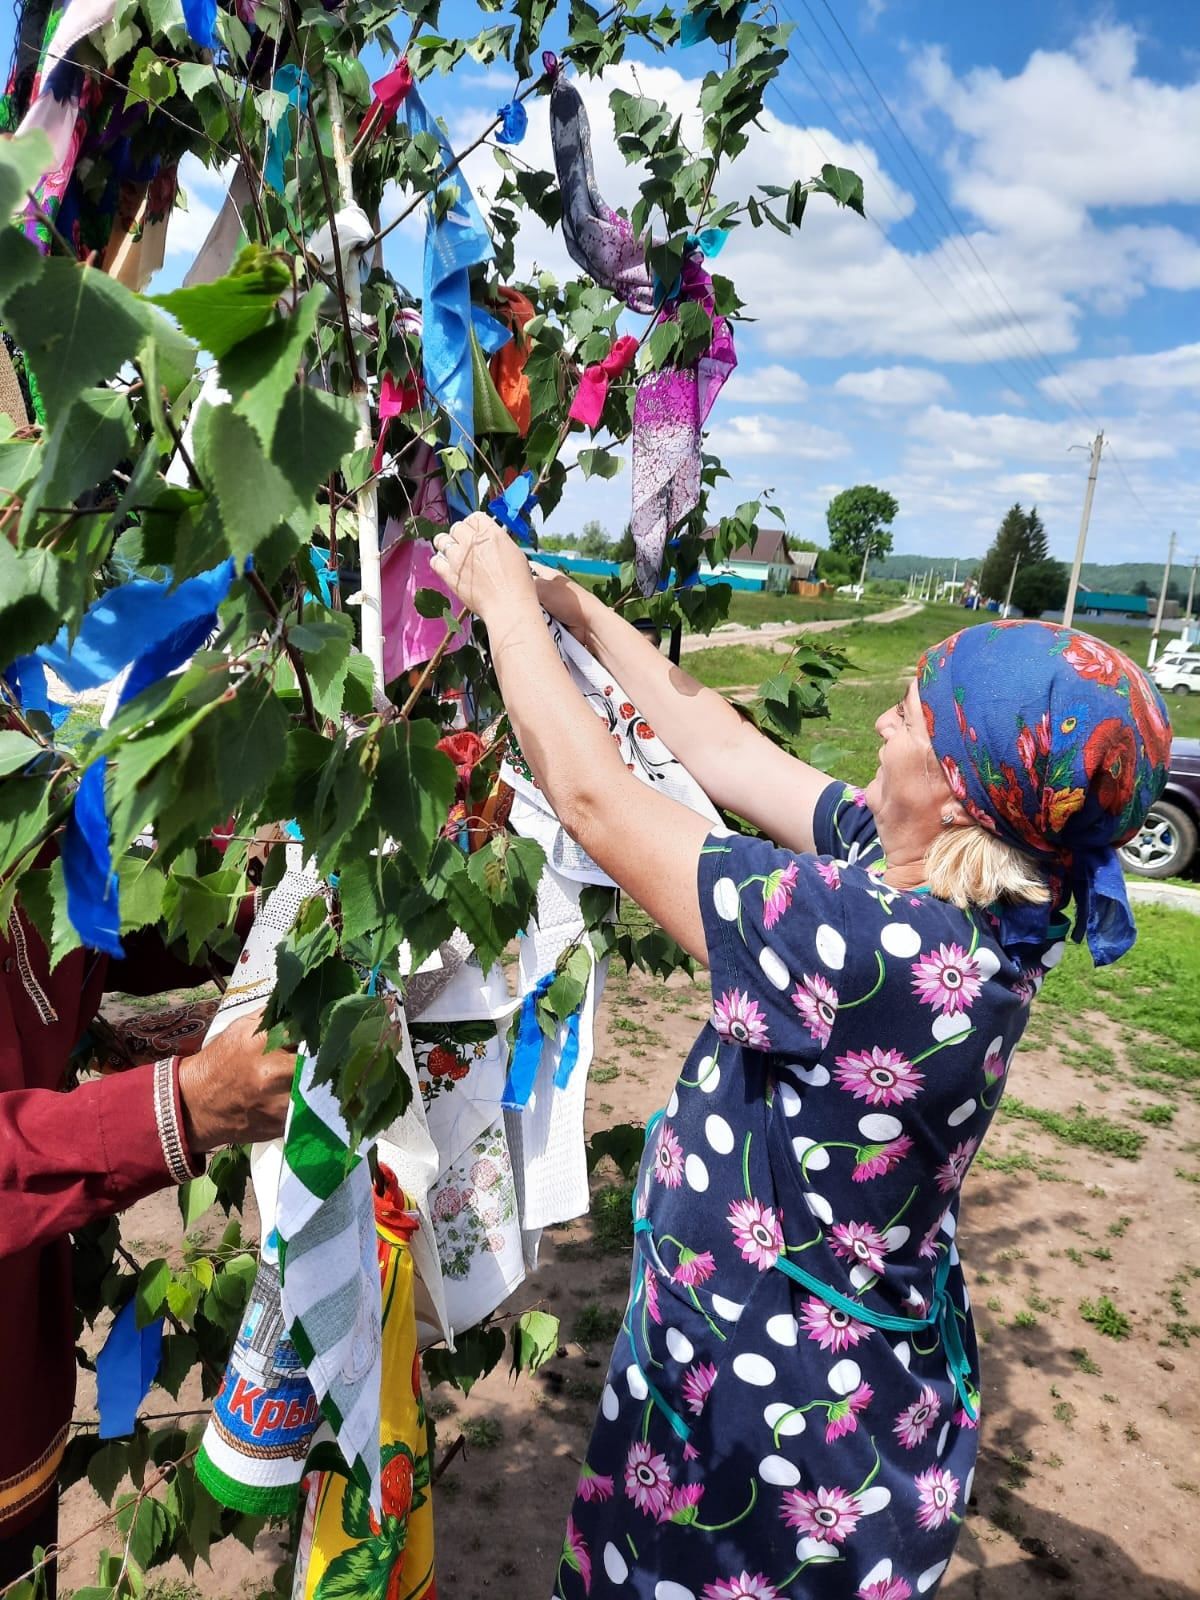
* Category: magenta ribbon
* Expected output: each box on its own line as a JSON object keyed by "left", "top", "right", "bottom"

{"left": 358, "top": 60, "right": 414, "bottom": 144}
{"left": 568, "top": 334, "right": 639, "bottom": 428}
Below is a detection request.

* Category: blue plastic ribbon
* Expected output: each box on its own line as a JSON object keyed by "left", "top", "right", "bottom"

{"left": 2, "top": 656, "right": 68, "bottom": 727}
{"left": 552, "top": 1010, "right": 582, "bottom": 1090}
{"left": 96, "top": 1298, "right": 163, "bottom": 1439}
{"left": 309, "top": 545, "right": 338, "bottom": 605}
{"left": 488, "top": 470, "right": 538, "bottom": 546}
{"left": 405, "top": 86, "right": 494, "bottom": 515}
{"left": 501, "top": 973, "right": 555, "bottom": 1110}
{"left": 60, "top": 561, "right": 237, "bottom": 958}
{"left": 496, "top": 100, "right": 527, "bottom": 145}
{"left": 688, "top": 226, "right": 729, "bottom": 258}
{"left": 264, "top": 66, "right": 310, "bottom": 195}
{"left": 181, "top": 0, "right": 217, "bottom": 50}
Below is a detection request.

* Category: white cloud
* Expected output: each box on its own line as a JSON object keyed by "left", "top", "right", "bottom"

{"left": 1041, "top": 342, "right": 1200, "bottom": 405}
{"left": 708, "top": 413, "right": 849, "bottom": 460}
{"left": 834, "top": 366, "right": 952, "bottom": 406}
{"left": 723, "top": 363, "right": 809, "bottom": 405}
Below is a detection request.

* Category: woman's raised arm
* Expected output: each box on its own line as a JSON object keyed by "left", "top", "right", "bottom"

{"left": 532, "top": 564, "right": 835, "bottom": 854}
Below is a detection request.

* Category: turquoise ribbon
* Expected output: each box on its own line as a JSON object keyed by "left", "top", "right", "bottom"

{"left": 265, "top": 66, "right": 310, "bottom": 195}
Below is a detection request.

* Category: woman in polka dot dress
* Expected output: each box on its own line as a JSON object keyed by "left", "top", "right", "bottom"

{"left": 428, "top": 516, "right": 1171, "bottom": 1600}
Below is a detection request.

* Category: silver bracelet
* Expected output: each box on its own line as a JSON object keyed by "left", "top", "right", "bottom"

{"left": 153, "top": 1056, "right": 198, "bottom": 1186}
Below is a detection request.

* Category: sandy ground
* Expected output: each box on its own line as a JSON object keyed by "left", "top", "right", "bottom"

{"left": 56, "top": 953, "right": 1200, "bottom": 1599}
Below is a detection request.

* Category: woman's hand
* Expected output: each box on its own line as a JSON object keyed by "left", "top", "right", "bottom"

{"left": 431, "top": 512, "right": 536, "bottom": 621}
{"left": 530, "top": 562, "right": 595, "bottom": 647}
{"left": 177, "top": 1010, "right": 297, "bottom": 1153}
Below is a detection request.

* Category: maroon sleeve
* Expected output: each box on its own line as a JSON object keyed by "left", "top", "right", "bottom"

{"left": 0, "top": 1062, "right": 187, "bottom": 1258}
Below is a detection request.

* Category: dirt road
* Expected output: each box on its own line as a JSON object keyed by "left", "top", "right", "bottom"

{"left": 679, "top": 600, "right": 922, "bottom": 654}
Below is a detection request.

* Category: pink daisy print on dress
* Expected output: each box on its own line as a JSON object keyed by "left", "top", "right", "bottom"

{"left": 910, "top": 942, "right": 983, "bottom": 1016}
{"left": 652, "top": 1123, "right": 684, "bottom": 1188}
{"left": 727, "top": 1197, "right": 784, "bottom": 1270}
{"left": 561, "top": 1515, "right": 592, "bottom": 1592}
{"left": 799, "top": 1295, "right": 873, "bottom": 1352}
{"left": 893, "top": 1384, "right": 941, "bottom": 1449}
{"left": 681, "top": 1360, "right": 719, "bottom": 1416}
{"left": 660, "top": 1482, "right": 704, "bottom": 1524}
{"left": 780, "top": 1483, "right": 862, "bottom": 1544}
{"left": 936, "top": 1137, "right": 979, "bottom": 1193}
{"left": 825, "top": 1381, "right": 874, "bottom": 1443}
{"left": 623, "top": 1441, "right": 673, "bottom": 1518}
{"left": 830, "top": 1219, "right": 889, "bottom": 1277}
{"left": 575, "top": 1464, "right": 614, "bottom": 1503}
{"left": 834, "top": 1046, "right": 924, "bottom": 1107}
{"left": 852, "top": 1135, "right": 913, "bottom": 1182}
{"left": 762, "top": 861, "right": 799, "bottom": 929}
{"left": 791, "top": 972, "right": 839, "bottom": 1048}
{"left": 713, "top": 988, "right": 771, "bottom": 1050}
{"left": 914, "top": 1464, "right": 959, "bottom": 1530}
{"left": 702, "top": 1576, "right": 782, "bottom": 1600}
{"left": 672, "top": 1248, "right": 716, "bottom": 1287}
{"left": 816, "top": 860, "right": 842, "bottom": 890}
{"left": 857, "top": 1579, "right": 912, "bottom": 1600}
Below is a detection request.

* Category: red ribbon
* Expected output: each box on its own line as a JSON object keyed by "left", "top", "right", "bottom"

{"left": 357, "top": 60, "right": 413, "bottom": 146}
{"left": 372, "top": 370, "right": 424, "bottom": 473}
{"left": 568, "top": 334, "right": 639, "bottom": 428}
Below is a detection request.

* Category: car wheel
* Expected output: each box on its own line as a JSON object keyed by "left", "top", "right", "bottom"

{"left": 1118, "top": 801, "right": 1198, "bottom": 879}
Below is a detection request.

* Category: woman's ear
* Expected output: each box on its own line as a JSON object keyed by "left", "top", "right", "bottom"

{"left": 939, "top": 801, "right": 970, "bottom": 829}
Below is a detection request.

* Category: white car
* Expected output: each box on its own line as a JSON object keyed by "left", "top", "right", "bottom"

{"left": 1153, "top": 655, "right": 1200, "bottom": 695}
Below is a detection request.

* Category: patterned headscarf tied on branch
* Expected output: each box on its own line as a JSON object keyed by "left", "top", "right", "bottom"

{"left": 917, "top": 621, "right": 1171, "bottom": 966}
{"left": 549, "top": 75, "right": 736, "bottom": 594}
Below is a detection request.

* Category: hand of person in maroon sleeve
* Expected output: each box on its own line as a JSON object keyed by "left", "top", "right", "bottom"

{"left": 177, "top": 1011, "right": 297, "bottom": 1153}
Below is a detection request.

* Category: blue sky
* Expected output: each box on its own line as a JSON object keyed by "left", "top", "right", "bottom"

{"left": 7, "top": 1, "right": 1199, "bottom": 568}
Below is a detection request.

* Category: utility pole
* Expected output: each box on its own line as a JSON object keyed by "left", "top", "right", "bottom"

{"left": 856, "top": 539, "right": 873, "bottom": 600}
{"left": 1148, "top": 531, "right": 1177, "bottom": 667}
{"left": 1002, "top": 551, "right": 1021, "bottom": 619}
{"left": 1186, "top": 557, "right": 1198, "bottom": 625}
{"left": 1062, "top": 430, "right": 1104, "bottom": 630}
{"left": 950, "top": 558, "right": 958, "bottom": 602}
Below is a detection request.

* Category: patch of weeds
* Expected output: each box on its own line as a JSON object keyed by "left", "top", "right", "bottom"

{"left": 975, "top": 1148, "right": 1064, "bottom": 1181}
{"left": 590, "top": 1182, "right": 635, "bottom": 1252}
{"left": 1001, "top": 1097, "right": 1144, "bottom": 1160}
{"left": 1070, "top": 1347, "right": 1101, "bottom": 1375}
{"left": 1139, "top": 1103, "right": 1175, "bottom": 1125}
{"left": 1004, "top": 1448, "right": 1033, "bottom": 1489}
{"left": 1027, "top": 1289, "right": 1057, "bottom": 1315}
{"left": 428, "top": 1397, "right": 456, "bottom": 1421}
{"left": 592, "top": 1065, "right": 620, "bottom": 1084}
{"left": 1176, "top": 1168, "right": 1200, "bottom": 1185}
{"left": 1053, "top": 1400, "right": 1076, "bottom": 1426}
{"left": 1045, "top": 1452, "right": 1064, "bottom": 1469}
{"left": 997, "top": 1246, "right": 1026, "bottom": 1262}
{"left": 1130, "top": 1072, "right": 1186, "bottom": 1096}
{"left": 1064, "top": 1247, "right": 1085, "bottom": 1267}
{"left": 461, "top": 1415, "right": 504, "bottom": 1449}
{"left": 1101, "top": 1392, "right": 1117, "bottom": 1405}
{"left": 1123, "top": 1421, "right": 1141, "bottom": 1443}
{"left": 574, "top": 1302, "right": 624, "bottom": 1346}
{"left": 1089, "top": 1246, "right": 1112, "bottom": 1262}
{"left": 1164, "top": 1321, "right": 1200, "bottom": 1348}
{"left": 1175, "top": 1480, "right": 1200, "bottom": 1496}
{"left": 147, "top": 1585, "right": 203, "bottom": 1600}
{"left": 1107, "top": 1215, "right": 1133, "bottom": 1238}
{"left": 986, "top": 1296, "right": 1003, "bottom": 1313}
{"left": 1079, "top": 1296, "right": 1132, "bottom": 1339}
{"left": 1011, "top": 1309, "right": 1038, "bottom": 1329}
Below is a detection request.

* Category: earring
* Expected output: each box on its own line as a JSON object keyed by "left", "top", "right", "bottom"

{"left": 941, "top": 812, "right": 956, "bottom": 827}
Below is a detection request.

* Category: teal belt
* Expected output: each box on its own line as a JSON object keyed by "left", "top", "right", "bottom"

{"left": 629, "top": 1110, "right": 978, "bottom": 1433}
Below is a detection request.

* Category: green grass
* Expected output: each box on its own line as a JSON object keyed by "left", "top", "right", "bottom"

{"left": 460, "top": 1415, "right": 504, "bottom": 1449}
{"left": 723, "top": 590, "right": 886, "bottom": 627}
{"left": 574, "top": 1301, "right": 624, "bottom": 1345}
{"left": 999, "top": 1096, "right": 1145, "bottom": 1161}
{"left": 590, "top": 1182, "right": 635, "bottom": 1252}
{"left": 1079, "top": 1295, "right": 1132, "bottom": 1339}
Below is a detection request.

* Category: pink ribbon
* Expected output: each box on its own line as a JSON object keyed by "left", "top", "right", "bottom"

{"left": 372, "top": 370, "right": 424, "bottom": 473}
{"left": 568, "top": 334, "right": 639, "bottom": 428}
{"left": 357, "top": 60, "right": 413, "bottom": 145}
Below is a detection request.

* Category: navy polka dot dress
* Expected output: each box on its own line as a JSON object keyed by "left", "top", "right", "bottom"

{"left": 552, "top": 784, "right": 1063, "bottom": 1600}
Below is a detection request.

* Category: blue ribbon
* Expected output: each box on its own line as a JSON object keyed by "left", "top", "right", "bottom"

{"left": 688, "top": 226, "right": 729, "bottom": 258}
{"left": 501, "top": 971, "right": 585, "bottom": 1110}
{"left": 2, "top": 656, "right": 68, "bottom": 727}
{"left": 59, "top": 561, "right": 237, "bottom": 958}
{"left": 181, "top": 0, "right": 217, "bottom": 50}
{"left": 265, "top": 66, "right": 310, "bottom": 195}
{"left": 308, "top": 545, "right": 338, "bottom": 605}
{"left": 496, "top": 100, "right": 527, "bottom": 146}
{"left": 96, "top": 1298, "right": 163, "bottom": 1439}
{"left": 488, "top": 470, "right": 538, "bottom": 546}
{"left": 405, "top": 86, "right": 494, "bottom": 515}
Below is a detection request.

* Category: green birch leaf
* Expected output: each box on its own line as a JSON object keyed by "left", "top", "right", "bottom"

{"left": 0, "top": 543, "right": 71, "bottom": 663}
{"left": 293, "top": 612, "right": 355, "bottom": 723}
{"left": 151, "top": 248, "right": 293, "bottom": 359}
{"left": 0, "top": 130, "right": 53, "bottom": 219}
{"left": 178, "top": 1173, "right": 219, "bottom": 1230}
{"left": 422, "top": 1322, "right": 506, "bottom": 1395}
{"left": 374, "top": 722, "right": 457, "bottom": 875}
{"left": 814, "top": 163, "right": 865, "bottom": 215}
{"left": 125, "top": 45, "right": 178, "bottom": 110}
{"left": 194, "top": 400, "right": 300, "bottom": 565}
{"left": 86, "top": 1439, "right": 131, "bottom": 1504}
{"left": 272, "top": 385, "right": 359, "bottom": 499}
{"left": 509, "top": 1309, "right": 559, "bottom": 1377}
{"left": 116, "top": 855, "right": 166, "bottom": 932}
{"left": 135, "top": 1260, "right": 172, "bottom": 1327}
{"left": 4, "top": 257, "right": 157, "bottom": 418}
{"left": 0, "top": 731, "right": 41, "bottom": 777}
{"left": 219, "top": 287, "right": 325, "bottom": 448}
{"left": 0, "top": 777, "right": 49, "bottom": 880}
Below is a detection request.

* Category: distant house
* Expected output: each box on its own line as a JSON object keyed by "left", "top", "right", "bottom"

{"left": 1073, "top": 589, "right": 1180, "bottom": 621}
{"left": 714, "top": 527, "right": 819, "bottom": 593}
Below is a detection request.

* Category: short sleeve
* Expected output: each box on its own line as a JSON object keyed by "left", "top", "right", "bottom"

{"left": 698, "top": 829, "right": 857, "bottom": 1060}
{"left": 812, "top": 780, "right": 884, "bottom": 866}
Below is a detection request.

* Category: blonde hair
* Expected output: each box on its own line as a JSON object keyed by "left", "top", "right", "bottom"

{"left": 924, "top": 824, "right": 1051, "bottom": 911}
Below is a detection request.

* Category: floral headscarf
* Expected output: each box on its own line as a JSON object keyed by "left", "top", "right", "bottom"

{"left": 917, "top": 620, "right": 1171, "bottom": 965}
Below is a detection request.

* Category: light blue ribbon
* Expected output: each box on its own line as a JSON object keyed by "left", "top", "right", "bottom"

{"left": 59, "top": 561, "right": 237, "bottom": 957}
{"left": 501, "top": 971, "right": 584, "bottom": 1110}
{"left": 96, "top": 1298, "right": 163, "bottom": 1439}
{"left": 182, "top": 0, "right": 217, "bottom": 50}
{"left": 487, "top": 469, "right": 538, "bottom": 546}
{"left": 405, "top": 86, "right": 494, "bottom": 515}
{"left": 688, "top": 226, "right": 729, "bottom": 258}
{"left": 265, "top": 66, "right": 310, "bottom": 195}
{"left": 496, "top": 100, "right": 527, "bottom": 145}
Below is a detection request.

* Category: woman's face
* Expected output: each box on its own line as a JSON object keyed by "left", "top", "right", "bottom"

{"left": 864, "top": 676, "right": 954, "bottom": 841}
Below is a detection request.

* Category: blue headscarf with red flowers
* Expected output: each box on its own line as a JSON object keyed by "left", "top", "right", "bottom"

{"left": 917, "top": 620, "right": 1172, "bottom": 966}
